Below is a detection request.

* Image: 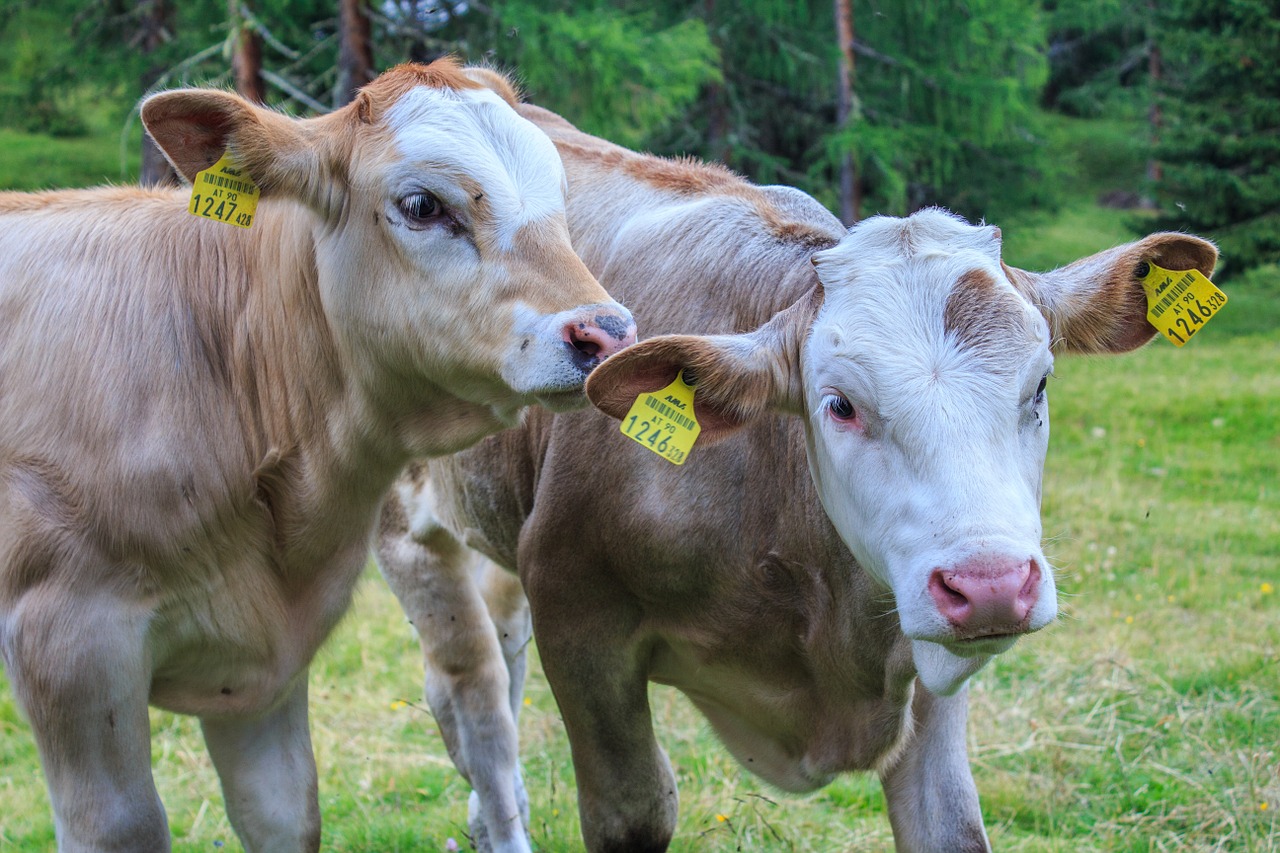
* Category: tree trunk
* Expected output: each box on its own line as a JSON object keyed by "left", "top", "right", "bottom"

{"left": 1144, "top": 10, "right": 1162, "bottom": 209}
{"left": 337, "top": 0, "right": 375, "bottom": 107}
{"left": 230, "top": 1, "right": 266, "bottom": 104}
{"left": 138, "top": 0, "right": 178, "bottom": 187}
{"left": 834, "top": 0, "right": 860, "bottom": 224}
{"left": 703, "top": 0, "right": 730, "bottom": 164}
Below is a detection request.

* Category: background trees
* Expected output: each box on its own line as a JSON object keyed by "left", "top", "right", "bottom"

{"left": 0, "top": 0, "right": 1274, "bottom": 275}
{"left": 1148, "top": 0, "right": 1280, "bottom": 278}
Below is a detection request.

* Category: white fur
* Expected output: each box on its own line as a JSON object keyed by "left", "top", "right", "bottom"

{"left": 386, "top": 87, "right": 567, "bottom": 250}
{"left": 806, "top": 211, "right": 1057, "bottom": 691}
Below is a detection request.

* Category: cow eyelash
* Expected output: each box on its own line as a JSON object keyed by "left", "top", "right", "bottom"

{"left": 1034, "top": 370, "right": 1053, "bottom": 403}
{"left": 398, "top": 191, "right": 448, "bottom": 228}
{"left": 822, "top": 392, "right": 857, "bottom": 421}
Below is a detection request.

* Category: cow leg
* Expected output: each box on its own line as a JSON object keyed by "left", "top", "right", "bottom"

{"left": 879, "top": 682, "right": 990, "bottom": 853}
{"left": 474, "top": 561, "right": 533, "bottom": 838}
{"left": 4, "top": 589, "right": 169, "bottom": 852}
{"left": 377, "top": 513, "right": 531, "bottom": 853}
{"left": 528, "top": 589, "right": 678, "bottom": 853}
{"left": 200, "top": 677, "right": 320, "bottom": 853}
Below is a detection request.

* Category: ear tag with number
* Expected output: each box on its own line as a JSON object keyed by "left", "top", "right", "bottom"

{"left": 1139, "top": 262, "right": 1226, "bottom": 347}
{"left": 620, "top": 371, "right": 701, "bottom": 465}
{"left": 189, "top": 150, "right": 260, "bottom": 229}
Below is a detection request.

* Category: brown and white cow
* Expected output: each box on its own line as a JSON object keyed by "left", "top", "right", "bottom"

{"left": 0, "top": 61, "right": 634, "bottom": 852}
{"left": 378, "top": 86, "right": 1217, "bottom": 853}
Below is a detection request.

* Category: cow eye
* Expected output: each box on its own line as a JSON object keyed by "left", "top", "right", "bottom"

{"left": 1035, "top": 373, "right": 1049, "bottom": 403}
{"left": 399, "top": 192, "right": 444, "bottom": 225}
{"left": 826, "top": 393, "right": 856, "bottom": 421}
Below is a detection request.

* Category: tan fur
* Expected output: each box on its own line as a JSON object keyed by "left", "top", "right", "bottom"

{"left": 0, "top": 61, "right": 629, "bottom": 853}
{"left": 356, "top": 58, "right": 485, "bottom": 121}
{"left": 514, "top": 103, "right": 838, "bottom": 250}
{"left": 379, "top": 95, "right": 1218, "bottom": 853}
{"left": 944, "top": 268, "right": 1038, "bottom": 356}
{"left": 1003, "top": 233, "right": 1217, "bottom": 354}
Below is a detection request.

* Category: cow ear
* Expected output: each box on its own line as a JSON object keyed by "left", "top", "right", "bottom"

{"left": 141, "top": 89, "right": 322, "bottom": 202}
{"left": 587, "top": 288, "right": 819, "bottom": 445}
{"left": 1004, "top": 233, "right": 1218, "bottom": 354}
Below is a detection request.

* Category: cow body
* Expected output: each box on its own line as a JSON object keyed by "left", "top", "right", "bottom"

{"left": 378, "top": 99, "right": 1216, "bottom": 851}
{"left": 0, "top": 62, "right": 634, "bottom": 853}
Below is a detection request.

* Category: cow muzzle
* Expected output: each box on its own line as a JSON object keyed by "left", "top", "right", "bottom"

{"left": 928, "top": 555, "right": 1042, "bottom": 641}
{"left": 561, "top": 304, "right": 638, "bottom": 372}
{"left": 501, "top": 301, "right": 637, "bottom": 409}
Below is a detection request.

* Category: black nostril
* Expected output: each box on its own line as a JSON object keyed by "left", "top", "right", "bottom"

{"left": 564, "top": 338, "right": 601, "bottom": 371}
{"left": 571, "top": 337, "right": 601, "bottom": 358}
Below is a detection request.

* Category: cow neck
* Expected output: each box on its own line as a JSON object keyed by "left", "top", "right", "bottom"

{"left": 199, "top": 200, "right": 406, "bottom": 530}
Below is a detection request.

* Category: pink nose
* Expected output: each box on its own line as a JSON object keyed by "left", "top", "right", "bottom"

{"left": 562, "top": 307, "right": 637, "bottom": 367}
{"left": 929, "top": 557, "right": 1040, "bottom": 638}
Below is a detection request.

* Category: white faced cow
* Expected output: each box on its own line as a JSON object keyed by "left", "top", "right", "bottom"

{"left": 0, "top": 60, "right": 635, "bottom": 853}
{"left": 377, "top": 83, "right": 1217, "bottom": 852}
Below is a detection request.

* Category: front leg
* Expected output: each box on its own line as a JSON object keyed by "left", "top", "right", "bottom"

{"left": 4, "top": 586, "right": 169, "bottom": 852}
{"left": 200, "top": 677, "right": 320, "bottom": 853}
{"left": 528, "top": 578, "right": 677, "bottom": 853}
{"left": 879, "top": 682, "right": 990, "bottom": 853}
{"left": 377, "top": 489, "right": 530, "bottom": 853}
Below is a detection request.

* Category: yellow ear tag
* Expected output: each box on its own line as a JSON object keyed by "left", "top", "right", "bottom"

{"left": 619, "top": 371, "right": 701, "bottom": 465}
{"left": 189, "top": 150, "right": 260, "bottom": 228}
{"left": 1140, "top": 262, "right": 1226, "bottom": 347}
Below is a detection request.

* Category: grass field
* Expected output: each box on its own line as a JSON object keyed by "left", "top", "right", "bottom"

{"left": 0, "top": 121, "right": 1277, "bottom": 851}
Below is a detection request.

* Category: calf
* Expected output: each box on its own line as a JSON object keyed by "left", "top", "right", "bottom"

{"left": 377, "top": 93, "right": 1216, "bottom": 851}
{"left": 0, "top": 60, "right": 634, "bottom": 852}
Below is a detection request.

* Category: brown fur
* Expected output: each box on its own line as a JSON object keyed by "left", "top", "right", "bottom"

{"left": 943, "top": 268, "right": 1038, "bottom": 356}
{"left": 513, "top": 103, "right": 839, "bottom": 251}
{"left": 1003, "top": 233, "right": 1217, "bottom": 354}
{"left": 355, "top": 58, "right": 484, "bottom": 123}
{"left": 0, "top": 62, "right": 628, "bottom": 853}
{"left": 382, "top": 83, "right": 1219, "bottom": 853}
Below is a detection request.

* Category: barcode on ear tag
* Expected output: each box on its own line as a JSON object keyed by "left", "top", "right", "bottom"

{"left": 1140, "top": 263, "right": 1226, "bottom": 347}
{"left": 189, "top": 150, "right": 260, "bottom": 228}
{"left": 619, "top": 372, "right": 701, "bottom": 465}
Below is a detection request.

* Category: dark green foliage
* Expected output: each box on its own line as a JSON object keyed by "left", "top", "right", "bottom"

{"left": 431, "top": 2, "right": 720, "bottom": 149}
{"left": 0, "top": 1, "right": 1055, "bottom": 221}
{"left": 1150, "top": 0, "right": 1280, "bottom": 277}
{"left": 1042, "top": 0, "right": 1150, "bottom": 117}
{"left": 638, "top": 0, "right": 1056, "bottom": 220}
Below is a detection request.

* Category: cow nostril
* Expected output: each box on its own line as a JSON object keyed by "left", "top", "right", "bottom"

{"left": 931, "top": 571, "right": 968, "bottom": 608}
{"left": 568, "top": 328, "right": 601, "bottom": 358}
{"left": 1019, "top": 559, "right": 1041, "bottom": 602}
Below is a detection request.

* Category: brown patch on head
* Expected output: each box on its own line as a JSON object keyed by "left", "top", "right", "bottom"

{"left": 354, "top": 58, "right": 484, "bottom": 125}
{"left": 944, "top": 269, "right": 1038, "bottom": 353}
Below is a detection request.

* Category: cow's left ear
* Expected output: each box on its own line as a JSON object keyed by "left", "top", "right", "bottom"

{"left": 1004, "top": 233, "right": 1218, "bottom": 354}
{"left": 141, "top": 89, "right": 329, "bottom": 203}
{"left": 587, "top": 288, "right": 820, "bottom": 445}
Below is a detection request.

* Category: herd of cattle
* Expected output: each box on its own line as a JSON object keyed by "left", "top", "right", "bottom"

{"left": 0, "top": 59, "right": 1216, "bottom": 852}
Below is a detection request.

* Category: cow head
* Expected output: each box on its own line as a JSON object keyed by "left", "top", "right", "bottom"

{"left": 141, "top": 60, "right": 635, "bottom": 437}
{"left": 587, "top": 209, "right": 1216, "bottom": 695}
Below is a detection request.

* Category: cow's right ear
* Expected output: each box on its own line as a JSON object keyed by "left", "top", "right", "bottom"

{"left": 141, "top": 89, "right": 321, "bottom": 202}
{"left": 586, "top": 288, "right": 820, "bottom": 445}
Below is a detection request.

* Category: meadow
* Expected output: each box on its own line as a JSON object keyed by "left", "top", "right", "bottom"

{"left": 0, "top": 116, "right": 1276, "bottom": 852}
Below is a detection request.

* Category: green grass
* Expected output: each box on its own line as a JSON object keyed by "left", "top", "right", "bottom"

{"left": 1, "top": 113, "right": 1278, "bottom": 850}
{"left": 0, "top": 93, "right": 140, "bottom": 191}
{"left": 0, "top": 126, "right": 138, "bottom": 191}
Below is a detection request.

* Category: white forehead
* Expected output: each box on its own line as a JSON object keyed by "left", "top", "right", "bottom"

{"left": 385, "top": 86, "right": 566, "bottom": 245}
{"left": 820, "top": 209, "right": 1003, "bottom": 275}
{"left": 809, "top": 210, "right": 1049, "bottom": 422}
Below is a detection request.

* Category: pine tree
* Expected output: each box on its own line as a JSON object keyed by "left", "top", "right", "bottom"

{"left": 1151, "top": 0, "right": 1280, "bottom": 277}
